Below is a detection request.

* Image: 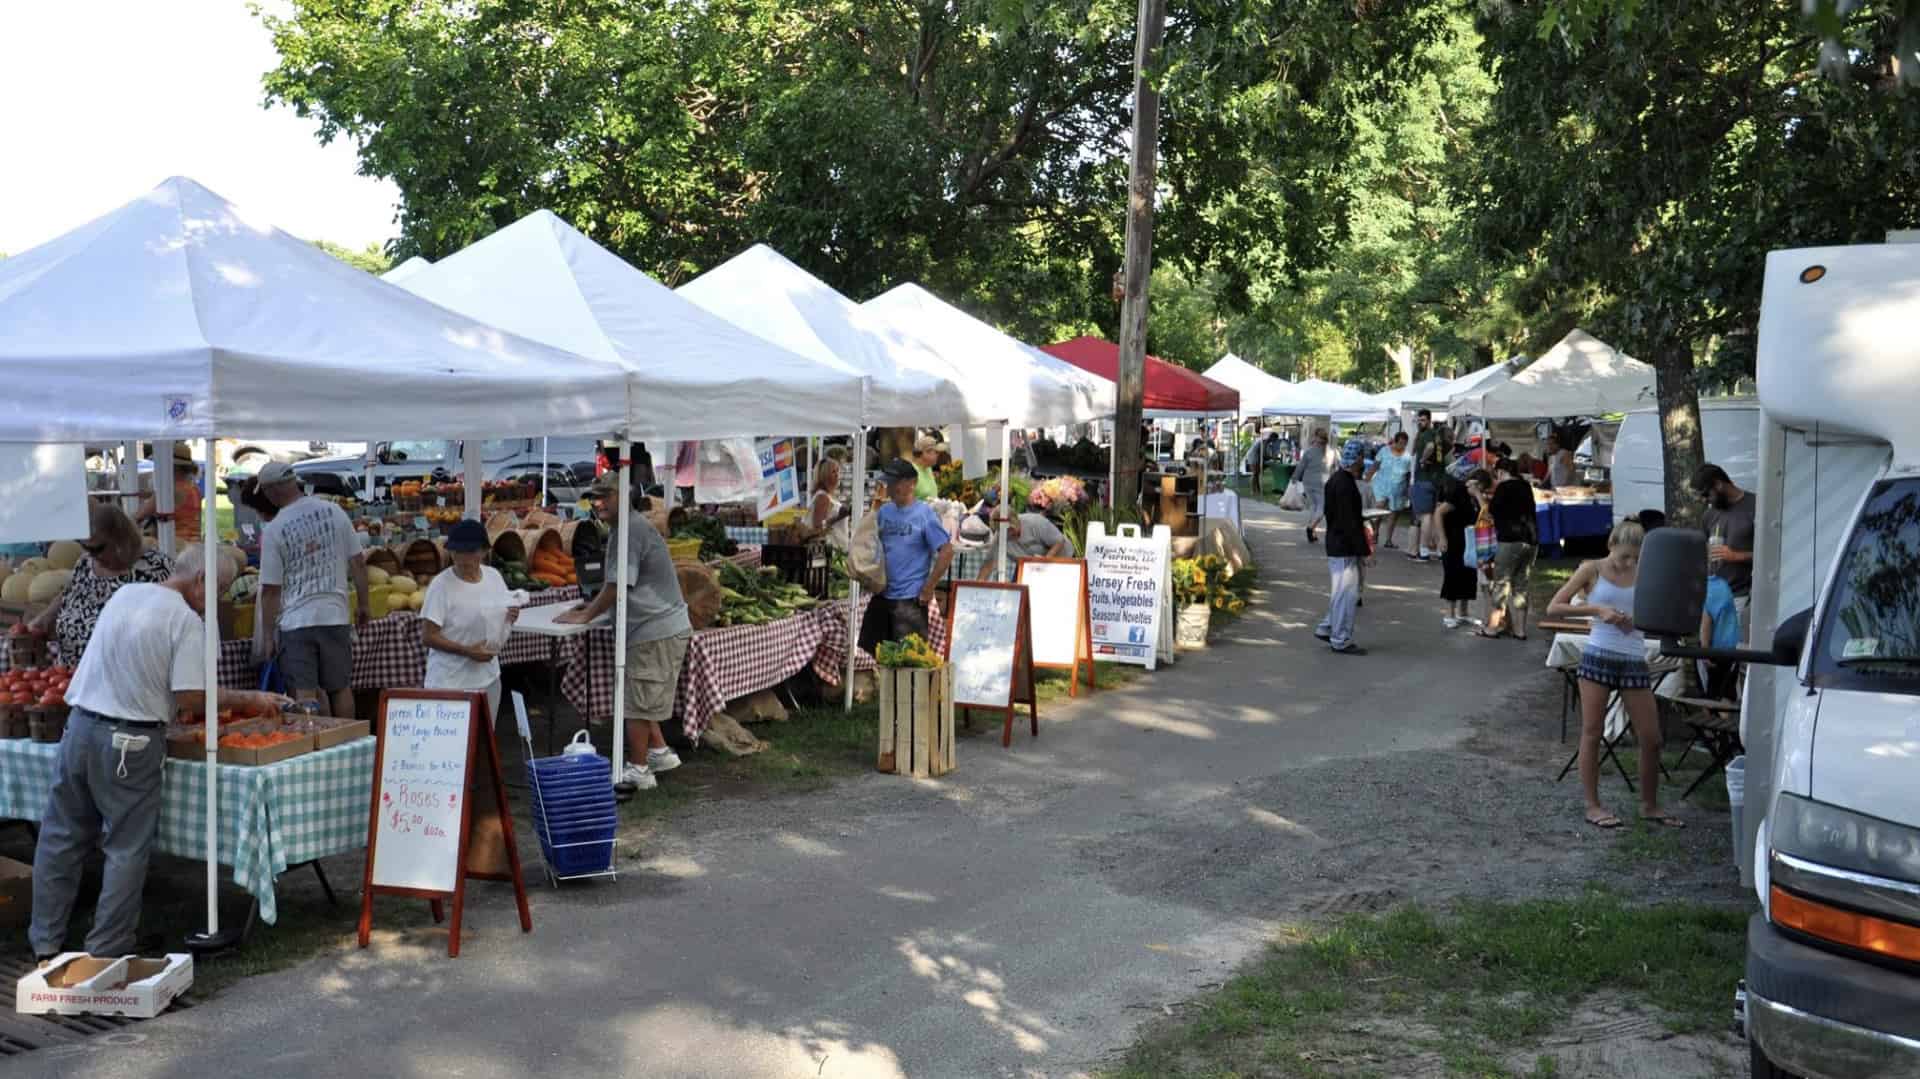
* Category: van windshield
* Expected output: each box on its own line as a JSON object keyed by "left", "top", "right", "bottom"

{"left": 1811, "top": 478, "right": 1920, "bottom": 693}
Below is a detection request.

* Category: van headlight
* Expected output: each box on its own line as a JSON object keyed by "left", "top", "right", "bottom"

{"left": 1772, "top": 793, "right": 1920, "bottom": 884}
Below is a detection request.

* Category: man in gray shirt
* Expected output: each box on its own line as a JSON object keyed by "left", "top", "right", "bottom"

{"left": 978, "top": 510, "right": 1068, "bottom": 580}
{"left": 1693, "top": 463, "right": 1757, "bottom": 638}
{"left": 558, "top": 472, "right": 690, "bottom": 790}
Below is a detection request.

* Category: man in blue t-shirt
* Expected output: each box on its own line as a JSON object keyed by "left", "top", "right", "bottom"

{"left": 858, "top": 458, "right": 955, "bottom": 653}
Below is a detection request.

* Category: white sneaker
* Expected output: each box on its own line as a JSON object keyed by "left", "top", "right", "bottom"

{"left": 619, "top": 763, "right": 658, "bottom": 790}
{"left": 1443, "top": 617, "right": 1462, "bottom": 629}
{"left": 647, "top": 747, "right": 682, "bottom": 774}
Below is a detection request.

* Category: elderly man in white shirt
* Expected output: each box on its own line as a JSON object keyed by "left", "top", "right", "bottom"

{"left": 29, "top": 559, "right": 288, "bottom": 964}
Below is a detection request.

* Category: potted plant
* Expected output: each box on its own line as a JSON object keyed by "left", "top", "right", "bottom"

{"left": 1171, "top": 554, "right": 1244, "bottom": 648}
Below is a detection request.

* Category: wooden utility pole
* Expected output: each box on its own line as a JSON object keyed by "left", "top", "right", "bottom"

{"left": 1110, "top": 0, "right": 1167, "bottom": 513}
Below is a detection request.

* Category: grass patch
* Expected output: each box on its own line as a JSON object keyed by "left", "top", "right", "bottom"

{"left": 1531, "top": 558, "right": 1577, "bottom": 613}
{"left": 1109, "top": 891, "right": 1747, "bottom": 1078}
{"left": 1035, "top": 661, "right": 1144, "bottom": 705}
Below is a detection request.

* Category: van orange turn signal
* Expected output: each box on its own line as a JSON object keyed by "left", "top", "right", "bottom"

{"left": 1772, "top": 886, "right": 1920, "bottom": 963}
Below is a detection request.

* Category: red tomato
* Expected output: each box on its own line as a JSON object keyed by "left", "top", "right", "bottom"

{"left": 39, "top": 692, "right": 60, "bottom": 706}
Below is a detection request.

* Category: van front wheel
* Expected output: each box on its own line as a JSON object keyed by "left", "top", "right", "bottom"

{"left": 1751, "top": 1038, "right": 1802, "bottom": 1079}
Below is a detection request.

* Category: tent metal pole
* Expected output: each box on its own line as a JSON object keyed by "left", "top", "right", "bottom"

{"left": 156, "top": 440, "right": 177, "bottom": 556}
{"left": 462, "top": 439, "right": 483, "bottom": 520}
{"left": 843, "top": 430, "right": 866, "bottom": 712}
{"left": 996, "top": 422, "right": 1012, "bottom": 580}
{"left": 612, "top": 453, "right": 632, "bottom": 779}
{"left": 201, "top": 437, "right": 219, "bottom": 937}
{"left": 541, "top": 437, "right": 549, "bottom": 506}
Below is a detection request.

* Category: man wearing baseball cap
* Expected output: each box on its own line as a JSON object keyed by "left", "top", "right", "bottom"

{"left": 858, "top": 458, "right": 954, "bottom": 652}
{"left": 556, "top": 471, "right": 687, "bottom": 790}
{"left": 255, "top": 461, "right": 370, "bottom": 717}
{"left": 1314, "top": 439, "right": 1374, "bottom": 655}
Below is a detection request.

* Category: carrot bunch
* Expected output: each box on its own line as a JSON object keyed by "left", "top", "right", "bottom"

{"left": 530, "top": 548, "right": 577, "bottom": 587}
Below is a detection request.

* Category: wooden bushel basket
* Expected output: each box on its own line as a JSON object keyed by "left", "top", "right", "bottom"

{"left": 876, "top": 665, "right": 955, "bottom": 778}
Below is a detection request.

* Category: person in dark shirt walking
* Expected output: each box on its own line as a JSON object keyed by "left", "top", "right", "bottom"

{"left": 1314, "top": 440, "right": 1374, "bottom": 655}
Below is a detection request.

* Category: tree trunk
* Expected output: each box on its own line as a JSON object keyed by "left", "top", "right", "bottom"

{"left": 1649, "top": 340, "right": 1708, "bottom": 528}
{"left": 1110, "top": 0, "right": 1166, "bottom": 513}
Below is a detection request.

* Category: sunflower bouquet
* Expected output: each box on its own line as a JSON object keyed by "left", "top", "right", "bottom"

{"left": 875, "top": 633, "right": 943, "bottom": 669}
{"left": 1171, "top": 554, "right": 1246, "bottom": 613}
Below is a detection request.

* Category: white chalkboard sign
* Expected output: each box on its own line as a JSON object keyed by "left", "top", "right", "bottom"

{"left": 359, "top": 688, "right": 533, "bottom": 957}
{"left": 947, "top": 583, "right": 1025, "bottom": 708}
{"left": 1016, "top": 558, "right": 1093, "bottom": 695}
{"left": 370, "top": 695, "right": 473, "bottom": 893}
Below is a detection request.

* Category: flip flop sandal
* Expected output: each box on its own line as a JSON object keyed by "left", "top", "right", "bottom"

{"left": 1474, "top": 628, "right": 1510, "bottom": 640}
{"left": 1640, "top": 813, "right": 1687, "bottom": 829}
{"left": 1586, "top": 813, "right": 1623, "bottom": 829}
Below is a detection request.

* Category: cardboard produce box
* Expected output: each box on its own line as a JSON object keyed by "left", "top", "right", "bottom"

{"left": 0, "top": 856, "right": 30, "bottom": 929}
{"left": 16, "top": 953, "right": 193, "bottom": 1018}
{"left": 217, "top": 730, "right": 315, "bottom": 767}
{"left": 309, "top": 719, "right": 371, "bottom": 751}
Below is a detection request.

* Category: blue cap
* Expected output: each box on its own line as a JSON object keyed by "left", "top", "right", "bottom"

{"left": 446, "top": 519, "right": 489, "bottom": 552}
{"left": 1340, "top": 438, "right": 1366, "bottom": 468}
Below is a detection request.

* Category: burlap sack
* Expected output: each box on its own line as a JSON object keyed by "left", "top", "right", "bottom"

{"left": 701, "top": 711, "right": 766, "bottom": 756}
{"left": 677, "top": 563, "right": 722, "bottom": 630}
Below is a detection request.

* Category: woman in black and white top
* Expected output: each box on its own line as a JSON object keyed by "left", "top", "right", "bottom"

{"left": 28, "top": 502, "right": 173, "bottom": 667}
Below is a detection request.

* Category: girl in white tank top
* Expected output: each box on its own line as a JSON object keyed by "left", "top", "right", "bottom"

{"left": 1546, "top": 519, "right": 1684, "bottom": 831}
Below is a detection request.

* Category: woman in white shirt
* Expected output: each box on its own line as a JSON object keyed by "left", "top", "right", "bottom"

{"left": 420, "top": 520, "right": 518, "bottom": 721}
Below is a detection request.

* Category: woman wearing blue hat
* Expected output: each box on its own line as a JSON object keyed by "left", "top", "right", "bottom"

{"left": 420, "top": 519, "right": 519, "bottom": 721}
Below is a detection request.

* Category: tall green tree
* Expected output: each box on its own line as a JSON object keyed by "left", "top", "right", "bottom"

{"left": 1473, "top": 0, "right": 1920, "bottom": 521}
{"left": 312, "top": 240, "right": 392, "bottom": 275}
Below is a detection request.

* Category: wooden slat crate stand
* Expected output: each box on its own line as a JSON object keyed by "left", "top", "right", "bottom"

{"left": 876, "top": 664, "right": 955, "bottom": 778}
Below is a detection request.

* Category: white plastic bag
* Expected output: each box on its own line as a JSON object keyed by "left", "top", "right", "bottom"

{"left": 1279, "top": 477, "right": 1306, "bottom": 511}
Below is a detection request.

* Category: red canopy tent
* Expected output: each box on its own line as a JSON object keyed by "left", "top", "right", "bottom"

{"left": 1041, "top": 336, "right": 1240, "bottom": 416}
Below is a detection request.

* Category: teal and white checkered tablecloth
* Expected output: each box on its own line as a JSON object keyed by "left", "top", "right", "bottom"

{"left": 0, "top": 737, "right": 376, "bottom": 924}
{"left": 949, "top": 546, "right": 990, "bottom": 582}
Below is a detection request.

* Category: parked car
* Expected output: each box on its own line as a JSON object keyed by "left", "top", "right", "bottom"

{"left": 290, "top": 438, "right": 600, "bottom": 499}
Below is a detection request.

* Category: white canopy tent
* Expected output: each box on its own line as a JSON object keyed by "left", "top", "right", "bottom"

{"left": 380, "top": 256, "right": 432, "bottom": 283}
{"left": 863, "top": 283, "right": 1110, "bottom": 428}
{"left": 1398, "top": 360, "right": 1518, "bottom": 415}
{"left": 1201, "top": 353, "right": 1298, "bottom": 418}
{"left": 0, "top": 176, "right": 634, "bottom": 947}
{"left": 402, "top": 213, "right": 890, "bottom": 782}
{"left": 399, "top": 211, "right": 868, "bottom": 438}
{"left": 1259, "top": 378, "right": 1392, "bottom": 425}
{"left": 1368, "top": 376, "right": 1455, "bottom": 412}
{"left": 1452, "top": 330, "right": 1654, "bottom": 419}
{"left": 678, "top": 244, "right": 982, "bottom": 428}
{"left": 681, "top": 248, "right": 1009, "bottom": 710}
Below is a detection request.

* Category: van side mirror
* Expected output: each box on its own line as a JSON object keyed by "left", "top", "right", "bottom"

{"left": 1773, "top": 608, "right": 1813, "bottom": 667}
{"left": 1632, "top": 527, "right": 1708, "bottom": 637}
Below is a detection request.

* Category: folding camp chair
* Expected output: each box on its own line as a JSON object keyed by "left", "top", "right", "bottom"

{"left": 1671, "top": 664, "right": 1746, "bottom": 801}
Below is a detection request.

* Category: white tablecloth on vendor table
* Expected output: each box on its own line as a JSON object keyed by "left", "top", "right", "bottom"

{"left": 1546, "top": 633, "right": 1684, "bottom": 738}
{"left": 0, "top": 737, "right": 376, "bottom": 924}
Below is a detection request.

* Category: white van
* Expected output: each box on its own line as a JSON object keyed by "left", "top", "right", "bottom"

{"left": 1638, "top": 243, "right": 1920, "bottom": 1079}
{"left": 1611, "top": 398, "right": 1760, "bottom": 523}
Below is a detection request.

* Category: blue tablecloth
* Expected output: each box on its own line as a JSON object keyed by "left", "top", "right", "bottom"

{"left": 1554, "top": 502, "right": 1614, "bottom": 540}
{"left": 1535, "top": 503, "right": 1558, "bottom": 548}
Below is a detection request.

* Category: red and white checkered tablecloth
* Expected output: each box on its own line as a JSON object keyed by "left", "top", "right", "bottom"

{"left": 810, "top": 596, "right": 948, "bottom": 686}
{"left": 719, "top": 547, "right": 761, "bottom": 571}
{"left": 558, "top": 609, "right": 828, "bottom": 742}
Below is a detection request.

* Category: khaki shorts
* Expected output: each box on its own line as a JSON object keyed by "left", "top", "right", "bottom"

{"left": 622, "top": 630, "right": 691, "bottom": 725}
{"left": 1489, "top": 542, "right": 1537, "bottom": 611}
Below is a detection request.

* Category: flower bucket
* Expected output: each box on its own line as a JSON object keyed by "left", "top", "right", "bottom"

{"left": 1176, "top": 602, "right": 1212, "bottom": 650}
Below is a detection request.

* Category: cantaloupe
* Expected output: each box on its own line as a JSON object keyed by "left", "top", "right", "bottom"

{"left": 1, "top": 572, "right": 33, "bottom": 603}
{"left": 386, "top": 575, "right": 418, "bottom": 596}
{"left": 408, "top": 591, "right": 427, "bottom": 611}
{"left": 28, "top": 569, "right": 72, "bottom": 604}
{"left": 47, "top": 541, "right": 85, "bottom": 570}
{"left": 366, "top": 566, "right": 391, "bottom": 586}
{"left": 16, "top": 557, "right": 52, "bottom": 577}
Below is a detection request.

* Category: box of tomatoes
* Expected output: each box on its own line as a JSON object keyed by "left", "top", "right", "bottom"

{"left": 0, "top": 663, "right": 72, "bottom": 738}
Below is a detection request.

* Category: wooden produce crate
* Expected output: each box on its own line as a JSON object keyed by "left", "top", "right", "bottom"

{"left": 876, "top": 664, "right": 955, "bottom": 778}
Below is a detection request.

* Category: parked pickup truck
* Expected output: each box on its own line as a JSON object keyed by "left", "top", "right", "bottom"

{"left": 290, "top": 438, "right": 599, "bottom": 501}
{"left": 1637, "top": 242, "right": 1920, "bottom": 1079}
